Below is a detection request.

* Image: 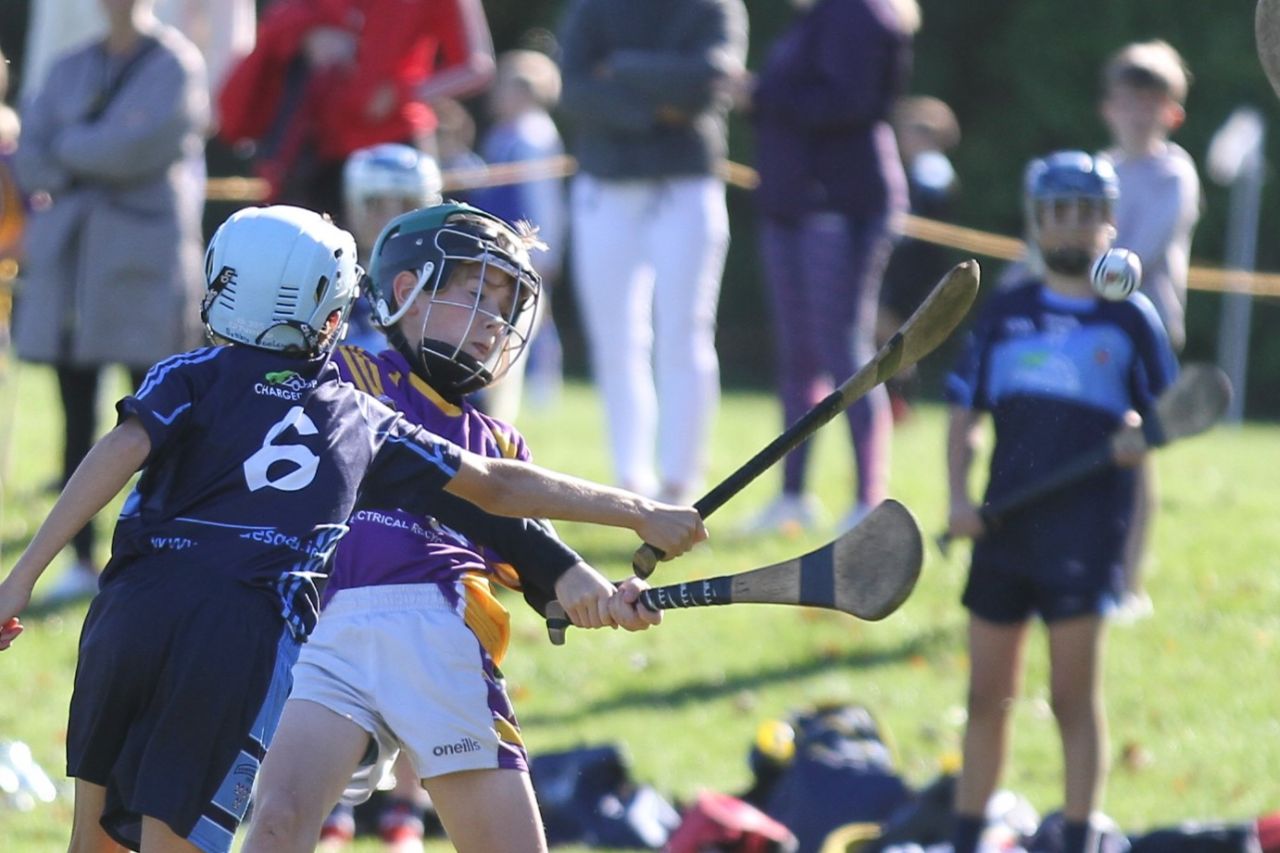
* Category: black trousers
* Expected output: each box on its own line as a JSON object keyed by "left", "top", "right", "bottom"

{"left": 56, "top": 365, "right": 149, "bottom": 563}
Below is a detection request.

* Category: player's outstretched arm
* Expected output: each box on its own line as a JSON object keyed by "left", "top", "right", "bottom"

{"left": 0, "top": 419, "right": 151, "bottom": 646}
{"left": 444, "top": 454, "right": 707, "bottom": 558}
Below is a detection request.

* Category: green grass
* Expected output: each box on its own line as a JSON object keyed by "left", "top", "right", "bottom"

{"left": 1, "top": 363, "right": 1278, "bottom": 849}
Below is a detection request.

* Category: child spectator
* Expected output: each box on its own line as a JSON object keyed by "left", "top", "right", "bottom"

{"left": 1100, "top": 39, "right": 1201, "bottom": 621}
{"left": 880, "top": 94, "right": 962, "bottom": 419}
{"left": 475, "top": 48, "right": 568, "bottom": 420}
{"left": 341, "top": 142, "right": 444, "bottom": 353}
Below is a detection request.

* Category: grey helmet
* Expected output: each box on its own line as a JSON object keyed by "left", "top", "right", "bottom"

{"left": 202, "top": 205, "right": 361, "bottom": 357}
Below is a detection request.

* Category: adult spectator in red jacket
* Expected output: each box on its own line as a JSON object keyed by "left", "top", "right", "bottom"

{"left": 218, "top": 0, "right": 494, "bottom": 218}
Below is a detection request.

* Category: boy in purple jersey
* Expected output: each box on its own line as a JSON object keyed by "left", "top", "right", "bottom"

{"left": 944, "top": 152, "right": 1177, "bottom": 853}
{"left": 243, "top": 202, "right": 664, "bottom": 853}
{"left": 0, "top": 205, "right": 703, "bottom": 853}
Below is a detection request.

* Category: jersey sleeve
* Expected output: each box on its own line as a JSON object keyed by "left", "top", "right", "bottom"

{"left": 115, "top": 347, "right": 222, "bottom": 466}
{"left": 419, "top": 492, "right": 582, "bottom": 615}
{"left": 944, "top": 299, "right": 998, "bottom": 410}
{"left": 359, "top": 417, "right": 463, "bottom": 509}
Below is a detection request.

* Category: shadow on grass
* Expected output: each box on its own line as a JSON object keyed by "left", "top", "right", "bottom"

{"left": 520, "top": 623, "right": 962, "bottom": 726}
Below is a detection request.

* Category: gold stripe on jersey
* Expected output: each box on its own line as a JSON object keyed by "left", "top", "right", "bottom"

{"left": 491, "top": 424, "right": 520, "bottom": 460}
{"left": 337, "top": 346, "right": 385, "bottom": 398}
{"left": 408, "top": 371, "right": 462, "bottom": 417}
{"left": 460, "top": 573, "right": 512, "bottom": 665}
{"left": 494, "top": 716, "right": 525, "bottom": 748}
{"left": 489, "top": 561, "right": 523, "bottom": 592}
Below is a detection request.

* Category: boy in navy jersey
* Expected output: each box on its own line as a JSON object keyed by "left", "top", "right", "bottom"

{"left": 944, "top": 152, "right": 1177, "bottom": 853}
{"left": 0, "top": 205, "right": 703, "bottom": 853}
{"left": 245, "top": 202, "right": 669, "bottom": 853}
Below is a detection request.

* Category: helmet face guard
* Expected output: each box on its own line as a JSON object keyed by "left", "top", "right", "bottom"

{"left": 202, "top": 206, "right": 361, "bottom": 357}
{"left": 1023, "top": 150, "right": 1119, "bottom": 275}
{"left": 366, "top": 203, "right": 541, "bottom": 395}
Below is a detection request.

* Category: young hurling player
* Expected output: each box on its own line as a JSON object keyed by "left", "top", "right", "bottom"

{"left": 244, "top": 202, "right": 660, "bottom": 853}
{"left": 944, "top": 152, "right": 1177, "bottom": 853}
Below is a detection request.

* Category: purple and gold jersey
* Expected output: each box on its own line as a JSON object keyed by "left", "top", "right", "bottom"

{"left": 946, "top": 282, "right": 1177, "bottom": 516}
{"left": 328, "top": 346, "right": 563, "bottom": 662}
{"left": 108, "top": 345, "right": 462, "bottom": 638}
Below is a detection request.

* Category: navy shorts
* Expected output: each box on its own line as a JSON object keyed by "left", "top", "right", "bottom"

{"left": 67, "top": 559, "right": 300, "bottom": 853}
{"left": 962, "top": 500, "right": 1127, "bottom": 624}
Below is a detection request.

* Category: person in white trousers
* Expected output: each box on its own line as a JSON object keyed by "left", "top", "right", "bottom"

{"left": 559, "top": 0, "right": 747, "bottom": 503}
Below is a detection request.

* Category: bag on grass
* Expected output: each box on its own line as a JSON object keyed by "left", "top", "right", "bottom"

{"left": 750, "top": 703, "right": 913, "bottom": 853}
{"left": 531, "top": 744, "right": 681, "bottom": 849}
{"left": 1128, "top": 822, "right": 1262, "bottom": 853}
{"left": 666, "top": 790, "right": 798, "bottom": 853}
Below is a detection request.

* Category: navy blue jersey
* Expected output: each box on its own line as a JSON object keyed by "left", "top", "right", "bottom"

{"left": 105, "top": 345, "right": 463, "bottom": 637}
{"left": 946, "top": 282, "right": 1177, "bottom": 508}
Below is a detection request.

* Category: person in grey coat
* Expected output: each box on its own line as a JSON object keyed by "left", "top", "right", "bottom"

{"left": 559, "top": 0, "right": 748, "bottom": 505}
{"left": 13, "top": 0, "right": 209, "bottom": 602}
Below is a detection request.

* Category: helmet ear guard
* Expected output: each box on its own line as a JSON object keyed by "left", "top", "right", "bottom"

{"left": 202, "top": 206, "right": 362, "bottom": 357}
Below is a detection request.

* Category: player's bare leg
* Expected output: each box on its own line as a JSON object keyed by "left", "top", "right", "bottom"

{"left": 425, "top": 767, "right": 548, "bottom": 853}
{"left": 241, "top": 699, "right": 373, "bottom": 853}
{"left": 953, "top": 616, "right": 1029, "bottom": 816}
{"left": 1047, "top": 614, "right": 1108, "bottom": 822}
{"left": 138, "top": 817, "right": 202, "bottom": 852}
{"left": 68, "top": 779, "right": 126, "bottom": 853}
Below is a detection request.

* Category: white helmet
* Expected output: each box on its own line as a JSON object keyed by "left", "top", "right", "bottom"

{"left": 202, "top": 205, "right": 361, "bottom": 356}
{"left": 343, "top": 143, "right": 443, "bottom": 210}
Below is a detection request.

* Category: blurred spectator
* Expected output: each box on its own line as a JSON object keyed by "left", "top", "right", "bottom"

{"left": 741, "top": 0, "right": 918, "bottom": 536}
{"left": 0, "top": 46, "right": 22, "bottom": 358}
{"left": 879, "top": 94, "right": 961, "bottom": 419}
{"left": 559, "top": 0, "right": 748, "bottom": 503}
{"left": 12, "top": 0, "right": 209, "bottom": 603}
{"left": 1100, "top": 40, "right": 1201, "bottom": 623}
{"left": 217, "top": 0, "right": 495, "bottom": 220}
{"left": 433, "top": 96, "right": 488, "bottom": 204}
{"left": 19, "top": 0, "right": 255, "bottom": 123}
{"left": 340, "top": 142, "right": 444, "bottom": 352}
{"left": 1101, "top": 39, "right": 1200, "bottom": 353}
{"left": 474, "top": 48, "right": 568, "bottom": 420}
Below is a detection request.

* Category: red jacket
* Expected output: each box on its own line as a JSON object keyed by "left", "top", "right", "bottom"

{"left": 219, "top": 0, "right": 467, "bottom": 195}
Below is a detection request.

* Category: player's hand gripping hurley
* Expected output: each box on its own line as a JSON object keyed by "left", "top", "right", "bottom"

{"left": 936, "top": 363, "right": 1232, "bottom": 553}
{"left": 631, "top": 259, "right": 981, "bottom": 578}
{"left": 545, "top": 499, "right": 924, "bottom": 644}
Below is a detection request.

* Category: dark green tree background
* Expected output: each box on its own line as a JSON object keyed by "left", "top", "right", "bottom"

{"left": 2, "top": 1, "right": 1276, "bottom": 413}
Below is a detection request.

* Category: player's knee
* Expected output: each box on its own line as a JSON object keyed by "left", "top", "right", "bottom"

{"left": 243, "top": 791, "right": 311, "bottom": 847}
{"left": 966, "top": 688, "right": 1014, "bottom": 724}
{"left": 1049, "top": 685, "right": 1097, "bottom": 728}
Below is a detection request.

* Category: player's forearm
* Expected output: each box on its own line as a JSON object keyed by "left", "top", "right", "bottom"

{"left": 7, "top": 421, "right": 150, "bottom": 590}
{"left": 946, "top": 407, "right": 980, "bottom": 506}
{"left": 447, "top": 456, "right": 654, "bottom": 532}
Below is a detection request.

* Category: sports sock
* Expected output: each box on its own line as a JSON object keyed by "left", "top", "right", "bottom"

{"left": 950, "top": 813, "right": 985, "bottom": 853}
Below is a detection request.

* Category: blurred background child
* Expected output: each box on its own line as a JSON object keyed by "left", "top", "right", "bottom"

{"left": 474, "top": 48, "right": 567, "bottom": 421}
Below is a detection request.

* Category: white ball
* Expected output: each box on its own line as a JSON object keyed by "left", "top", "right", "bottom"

{"left": 1090, "top": 248, "right": 1142, "bottom": 301}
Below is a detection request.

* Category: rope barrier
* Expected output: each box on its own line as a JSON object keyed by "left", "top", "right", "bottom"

{"left": 203, "top": 155, "right": 1280, "bottom": 298}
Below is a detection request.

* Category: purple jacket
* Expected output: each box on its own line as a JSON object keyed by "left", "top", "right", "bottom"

{"left": 752, "top": 0, "right": 910, "bottom": 221}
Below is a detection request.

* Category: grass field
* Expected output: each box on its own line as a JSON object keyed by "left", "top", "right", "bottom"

{"left": 0, "top": 362, "right": 1277, "bottom": 850}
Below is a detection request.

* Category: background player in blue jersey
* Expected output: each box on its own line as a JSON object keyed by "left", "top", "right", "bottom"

{"left": 244, "top": 202, "right": 665, "bottom": 853}
{"left": 0, "top": 205, "right": 704, "bottom": 853}
{"left": 943, "top": 152, "right": 1177, "bottom": 853}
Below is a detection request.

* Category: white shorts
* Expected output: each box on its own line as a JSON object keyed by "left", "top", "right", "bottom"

{"left": 289, "top": 585, "right": 528, "bottom": 803}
